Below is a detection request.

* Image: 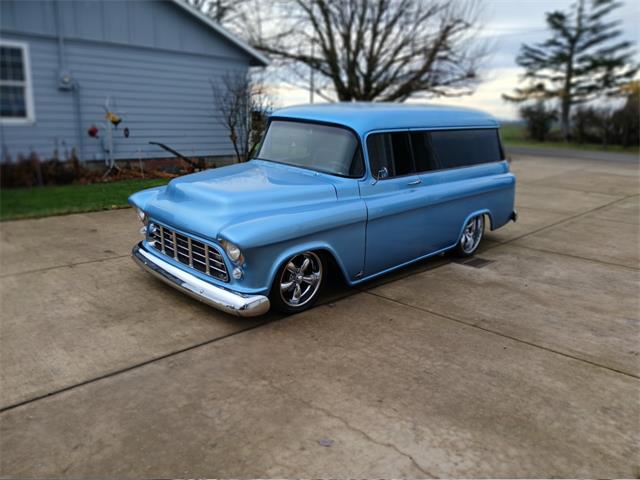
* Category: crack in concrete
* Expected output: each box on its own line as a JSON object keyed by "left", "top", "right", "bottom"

{"left": 283, "top": 390, "right": 437, "bottom": 478}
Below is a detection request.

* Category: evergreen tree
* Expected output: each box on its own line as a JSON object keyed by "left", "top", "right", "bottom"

{"left": 503, "top": 0, "right": 637, "bottom": 140}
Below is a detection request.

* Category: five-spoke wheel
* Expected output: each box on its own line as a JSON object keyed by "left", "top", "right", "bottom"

{"left": 454, "top": 215, "right": 484, "bottom": 257}
{"left": 271, "top": 251, "right": 325, "bottom": 313}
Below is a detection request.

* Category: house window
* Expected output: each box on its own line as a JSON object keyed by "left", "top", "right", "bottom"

{"left": 0, "top": 41, "right": 35, "bottom": 124}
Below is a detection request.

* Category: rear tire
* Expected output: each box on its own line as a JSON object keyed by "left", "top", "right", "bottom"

{"left": 453, "top": 215, "right": 484, "bottom": 257}
{"left": 270, "top": 251, "right": 325, "bottom": 314}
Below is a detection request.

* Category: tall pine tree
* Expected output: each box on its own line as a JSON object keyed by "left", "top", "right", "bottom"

{"left": 503, "top": 0, "right": 637, "bottom": 140}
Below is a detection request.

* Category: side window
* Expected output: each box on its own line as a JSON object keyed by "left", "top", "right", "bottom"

{"left": 430, "top": 129, "right": 502, "bottom": 169}
{"left": 409, "top": 132, "right": 438, "bottom": 173}
{"left": 366, "top": 132, "right": 413, "bottom": 178}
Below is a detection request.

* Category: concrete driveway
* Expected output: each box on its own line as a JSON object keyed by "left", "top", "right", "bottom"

{"left": 1, "top": 154, "right": 638, "bottom": 477}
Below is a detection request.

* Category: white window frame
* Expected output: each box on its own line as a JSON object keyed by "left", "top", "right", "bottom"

{"left": 0, "top": 39, "right": 36, "bottom": 125}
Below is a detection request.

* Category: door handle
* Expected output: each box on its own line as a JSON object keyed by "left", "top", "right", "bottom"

{"left": 407, "top": 179, "right": 422, "bottom": 186}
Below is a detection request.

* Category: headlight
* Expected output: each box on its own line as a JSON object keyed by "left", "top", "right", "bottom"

{"left": 135, "top": 207, "right": 147, "bottom": 224}
{"left": 220, "top": 239, "right": 243, "bottom": 264}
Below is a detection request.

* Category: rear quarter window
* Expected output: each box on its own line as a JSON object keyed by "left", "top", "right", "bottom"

{"left": 430, "top": 129, "right": 503, "bottom": 169}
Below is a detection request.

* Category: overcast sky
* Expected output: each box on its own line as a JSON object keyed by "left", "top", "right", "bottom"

{"left": 267, "top": 0, "right": 640, "bottom": 120}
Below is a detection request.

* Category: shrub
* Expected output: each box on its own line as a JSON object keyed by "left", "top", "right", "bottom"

{"left": 610, "top": 84, "right": 639, "bottom": 147}
{"left": 572, "top": 107, "right": 603, "bottom": 144}
{"left": 0, "top": 152, "right": 191, "bottom": 189}
{"left": 0, "top": 150, "right": 97, "bottom": 188}
{"left": 519, "top": 102, "right": 558, "bottom": 142}
{"left": 571, "top": 85, "right": 639, "bottom": 148}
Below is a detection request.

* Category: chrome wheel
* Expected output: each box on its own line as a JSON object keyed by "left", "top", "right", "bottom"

{"left": 460, "top": 215, "right": 484, "bottom": 254}
{"left": 279, "top": 251, "right": 323, "bottom": 308}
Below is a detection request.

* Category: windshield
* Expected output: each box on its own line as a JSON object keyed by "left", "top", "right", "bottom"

{"left": 256, "top": 120, "right": 364, "bottom": 178}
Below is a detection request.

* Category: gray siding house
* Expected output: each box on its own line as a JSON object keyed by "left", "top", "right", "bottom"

{"left": 0, "top": 0, "right": 268, "bottom": 164}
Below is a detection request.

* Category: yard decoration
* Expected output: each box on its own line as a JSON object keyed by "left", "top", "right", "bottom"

{"left": 86, "top": 97, "right": 129, "bottom": 177}
{"left": 87, "top": 125, "right": 99, "bottom": 138}
{"left": 105, "top": 111, "right": 122, "bottom": 128}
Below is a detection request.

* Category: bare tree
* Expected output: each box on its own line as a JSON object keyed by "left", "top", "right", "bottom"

{"left": 184, "top": 0, "right": 250, "bottom": 30}
{"left": 252, "top": 0, "right": 485, "bottom": 101}
{"left": 212, "top": 72, "right": 272, "bottom": 163}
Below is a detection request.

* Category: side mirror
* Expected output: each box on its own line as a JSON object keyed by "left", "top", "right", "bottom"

{"left": 376, "top": 166, "right": 389, "bottom": 181}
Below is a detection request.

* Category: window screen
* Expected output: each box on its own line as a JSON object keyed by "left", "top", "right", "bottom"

{"left": 366, "top": 132, "right": 413, "bottom": 178}
{"left": 0, "top": 45, "right": 29, "bottom": 119}
{"left": 430, "top": 129, "right": 502, "bottom": 169}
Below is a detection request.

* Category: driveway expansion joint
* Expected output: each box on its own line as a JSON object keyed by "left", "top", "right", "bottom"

{"left": 504, "top": 243, "right": 640, "bottom": 271}
{"left": 0, "top": 254, "right": 130, "bottom": 278}
{"left": 364, "top": 291, "right": 640, "bottom": 381}
{"left": 483, "top": 193, "right": 639, "bottom": 254}
{"left": 0, "top": 318, "right": 281, "bottom": 414}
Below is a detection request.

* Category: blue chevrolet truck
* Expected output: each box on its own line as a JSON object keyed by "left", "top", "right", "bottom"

{"left": 130, "top": 103, "right": 517, "bottom": 316}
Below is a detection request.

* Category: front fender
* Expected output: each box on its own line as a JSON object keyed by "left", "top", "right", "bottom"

{"left": 264, "top": 240, "right": 351, "bottom": 295}
{"left": 128, "top": 186, "right": 165, "bottom": 211}
{"left": 221, "top": 199, "right": 367, "bottom": 294}
{"left": 220, "top": 198, "right": 365, "bottom": 249}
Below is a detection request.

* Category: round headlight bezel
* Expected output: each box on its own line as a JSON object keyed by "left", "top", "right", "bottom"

{"left": 227, "top": 245, "right": 242, "bottom": 261}
{"left": 232, "top": 267, "right": 243, "bottom": 280}
{"left": 220, "top": 239, "right": 244, "bottom": 264}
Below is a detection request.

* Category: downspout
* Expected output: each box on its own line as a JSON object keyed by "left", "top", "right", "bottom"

{"left": 54, "top": 1, "right": 66, "bottom": 70}
{"left": 71, "top": 79, "right": 85, "bottom": 163}
{"left": 54, "top": 0, "right": 85, "bottom": 163}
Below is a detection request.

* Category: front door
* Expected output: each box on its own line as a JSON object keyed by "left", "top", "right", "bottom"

{"left": 359, "top": 131, "right": 427, "bottom": 276}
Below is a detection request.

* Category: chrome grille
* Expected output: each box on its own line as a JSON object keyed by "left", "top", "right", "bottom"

{"left": 149, "top": 224, "right": 229, "bottom": 282}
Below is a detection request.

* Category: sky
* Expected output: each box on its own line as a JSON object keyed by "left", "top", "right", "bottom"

{"left": 266, "top": 0, "right": 640, "bottom": 120}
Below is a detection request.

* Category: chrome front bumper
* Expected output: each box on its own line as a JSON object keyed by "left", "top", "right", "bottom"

{"left": 132, "top": 242, "right": 270, "bottom": 317}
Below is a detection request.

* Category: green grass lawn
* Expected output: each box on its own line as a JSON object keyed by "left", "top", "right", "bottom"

{"left": 0, "top": 178, "right": 170, "bottom": 221}
{"left": 500, "top": 123, "right": 639, "bottom": 154}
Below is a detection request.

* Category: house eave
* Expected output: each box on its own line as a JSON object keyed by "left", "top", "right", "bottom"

{"left": 170, "top": 0, "right": 270, "bottom": 67}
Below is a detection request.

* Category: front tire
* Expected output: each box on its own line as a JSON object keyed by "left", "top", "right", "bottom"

{"left": 453, "top": 215, "right": 485, "bottom": 257}
{"left": 270, "top": 251, "right": 325, "bottom": 314}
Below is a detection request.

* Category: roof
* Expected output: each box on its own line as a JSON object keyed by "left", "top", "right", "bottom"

{"left": 271, "top": 103, "right": 498, "bottom": 135}
{"left": 171, "top": 0, "right": 269, "bottom": 67}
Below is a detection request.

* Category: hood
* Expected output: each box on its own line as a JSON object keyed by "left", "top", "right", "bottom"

{"left": 130, "top": 160, "right": 338, "bottom": 240}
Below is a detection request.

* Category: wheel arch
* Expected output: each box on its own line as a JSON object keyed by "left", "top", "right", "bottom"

{"left": 455, "top": 209, "right": 494, "bottom": 245}
{"left": 266, "top": 241, "right": 351, "bottom": 293}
